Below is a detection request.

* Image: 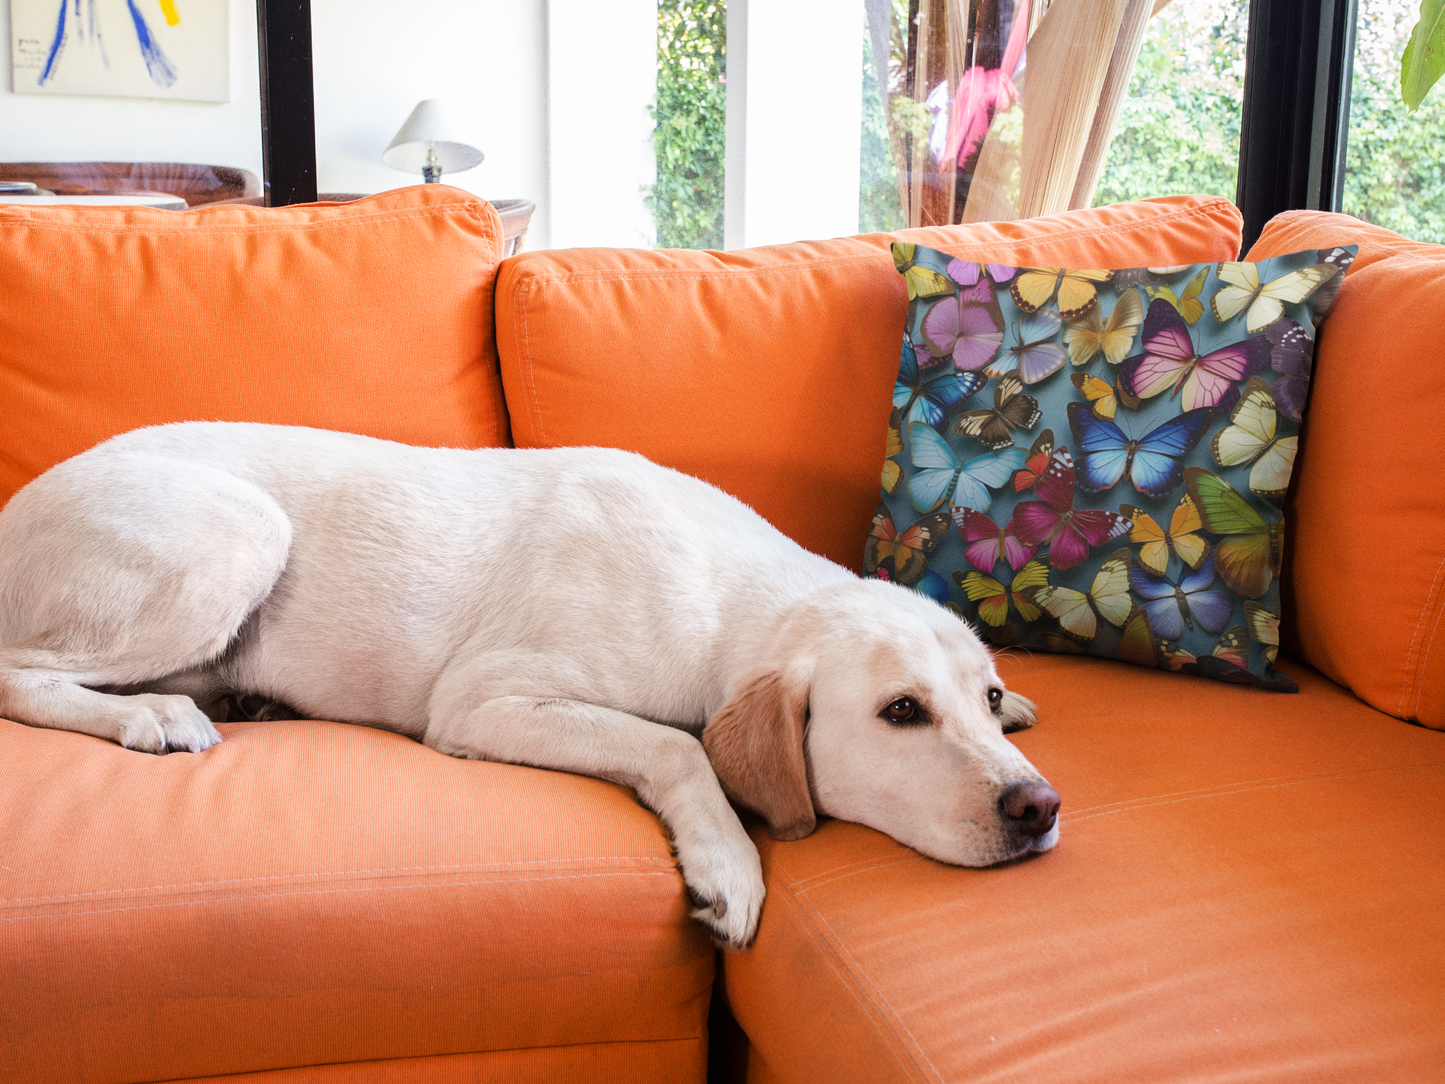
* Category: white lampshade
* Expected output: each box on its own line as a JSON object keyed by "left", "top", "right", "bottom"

{"left": 382, "top": 99, "right": 485, "bottom": 175}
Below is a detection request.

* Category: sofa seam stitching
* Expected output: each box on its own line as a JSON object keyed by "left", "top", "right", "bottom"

{"left": 0, "top": 206, "right": 488, "bottom": 237}
{"left": 1065, "top": 764, "right": 1443, "bottom": 824}
{"left": 1409, "top": 586, "right": 1445, "bottom": 721}
{"left": 789, "top": 855, "right": 929, "bottom": 894}
{"left": 1062, "top": 762, "right": 1441, "bottom": 820}
{"left": 498, "top": 202, "right": 1240, "bottom": 290}
{"left": 0, "top": 855, "right": 676, "bottom": 905}
{"left": 0, "top": 869, "right": 679, "bottom": 922}
{"left": 188, "top": 1034, "right": 705, "bottom": 1080}
{"left": 1398, "top": 549, "right": 1445, "bottom": 718}
{"left": 517, "top": 278, "right": 548, "bottom": 443}
{"left": 760, "top": 878, "right": 937, "bottom": 1084}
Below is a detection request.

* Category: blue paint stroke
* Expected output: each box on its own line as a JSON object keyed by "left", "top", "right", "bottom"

{"left": 38, "top": 0, "right": 68, "bottom": 85}
{"left": 125, "top": 0, "right": 177, "bottom": 88}
{"left": 87, "top": 0, "right": 112, "bottom": 70}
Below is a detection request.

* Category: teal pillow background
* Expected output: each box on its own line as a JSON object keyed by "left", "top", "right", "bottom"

{"left": 865, "top": 242, "right": 1356, "bottom": 691}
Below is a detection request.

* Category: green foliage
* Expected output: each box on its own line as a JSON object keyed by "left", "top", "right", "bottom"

{"left": 859, "top": 25, "right": 905, "bottom": 234}
{"left": 1401, "top": 0, "right": 1445, "bottom": 110}
{"left": 1347, "top": 1, "right": 1445, "bottom": 241}
{"left": 649, "top": 0, "right": 727, "bottom": 250}
{"left": 1092, "top": 0, "right": 1248, "bottom": 207}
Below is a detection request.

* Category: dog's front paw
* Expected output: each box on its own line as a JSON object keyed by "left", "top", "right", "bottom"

{"left": 119, "top": 694, "right": 224, "bottom": 754}
{"left": 674, "top": 822, "right": 766, "bottom": 950}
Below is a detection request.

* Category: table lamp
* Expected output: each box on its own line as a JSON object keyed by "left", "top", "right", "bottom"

{"left": 382, "top": 100, "right": 484, "bottom": 184}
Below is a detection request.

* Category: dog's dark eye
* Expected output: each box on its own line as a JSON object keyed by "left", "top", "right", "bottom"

{"left": 988, "top": 688, "right": 1003, "bottom": 713}
{"left": 882, "top": 697, "right": 926, "bottom": 726}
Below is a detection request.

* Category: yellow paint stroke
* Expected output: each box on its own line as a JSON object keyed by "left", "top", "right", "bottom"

{"left": 158, "top": 0, "right": 181, "bottom": 27}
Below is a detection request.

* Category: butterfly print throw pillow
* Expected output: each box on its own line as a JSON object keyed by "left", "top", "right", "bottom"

{"left": 867, "top": 242, "right": 1358, "bottom": 691}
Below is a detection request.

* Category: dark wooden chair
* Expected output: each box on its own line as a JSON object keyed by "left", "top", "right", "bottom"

{"left": 0, "top": 162, "right": 262, "bottom": 206}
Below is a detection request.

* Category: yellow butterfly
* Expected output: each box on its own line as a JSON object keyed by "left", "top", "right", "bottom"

{"left": 1143, "top": 266, "right": 1209, "bottom": 324}
{"left": 1063, "top": 288, "right": 1144, "bottom": 365}
{"left": 1159, "top": 626, "right": 1250, "bottom": 672}
{"left": 1040, "top": 631, "right": 1086, "bottom": 654}
{"left": 1119, "top": 494, "right": 1210, "bottom": 575}
{"left": 1023, "top": 548, "right": 1134, "bottom": 641}
{"left": 1072, "top": 372, "right": 1141, "bottom": 421}
{"left": 1243, "top": 600, "right": 1282, "bottom": 664}
{"left": 892, "top": 242, "right": 954, "bottom": 302}
{"left": 1184, "top": 467, "right": 1284, "bottom": 598}
{"left": 956, "top": 559, "right": 1049, "bottom": 627}
{"left": 881, "top": 409, "right": 903, "bottom": 494}
{"left": 1116, "top": 609, "right": 1159, "bottom": 668}
{"left": 1211, "top": 376, "right": 1298, "bottom": 500}
{"left": 1010, "top": 267, "right": 1113, "bottom": 319}
{"left": 1210, "top": 261, "right": 1339, "bottom": 333}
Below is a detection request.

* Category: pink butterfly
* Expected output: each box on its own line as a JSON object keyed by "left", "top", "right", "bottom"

{"left": 1119, "top": 298, "right": 1271, "bottom": 411}
{"left": 946, "top": 259, "right": 1017, "bottom": 287}
{"left": 921, "top": 280, "right": 1004, "bottom": 372}
{"left": 951, "top": 506, "right": 1039, "bottom": 572}
{"left": 1011, "top": 447, "right": 1132, "bottom": 572}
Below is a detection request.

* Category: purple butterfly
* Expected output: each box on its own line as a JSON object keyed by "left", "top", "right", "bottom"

{"left": 1265, "top": 317, "right": 1312, "bottom": 422}
{"left": 1312, "top": 247, "right": 1356, "bottom": 316}
{"left": 921, "top": 280, "right": 1004, "bottom": 372}
{"left": 947, "top": 259, "right": 1016, "bottom": 287}
{"left": 1128, "top": 553, "right": 1234, "bottom": 641}
{"left": 1119, "top": 299, "right": 1270, "bottom": 411}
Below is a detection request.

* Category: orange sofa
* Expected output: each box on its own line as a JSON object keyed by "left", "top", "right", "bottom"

{"left": 0, "top": 187, "right": 1440, "bottom": 1083}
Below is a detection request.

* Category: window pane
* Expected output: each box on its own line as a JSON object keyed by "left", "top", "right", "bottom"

{"left": 855, "top": 0, "right": 1245, "bottom": 229}
{"left": 1343, "top": 0, "right": 1445, "bottom": 242}
{"left": 1091, "top": 0, "right": 1247, "bottom": 207}
{"left": 650, "top": 0, "right": 727, "bottom": 249}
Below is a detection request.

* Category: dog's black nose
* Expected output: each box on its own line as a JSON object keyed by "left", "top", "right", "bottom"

{"left": 999, "top": 781, "right": 1060, "bottom": 838}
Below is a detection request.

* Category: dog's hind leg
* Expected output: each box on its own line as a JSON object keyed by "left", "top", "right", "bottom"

{"left": 0, "top": 454, "right": 292, "bottom": 753}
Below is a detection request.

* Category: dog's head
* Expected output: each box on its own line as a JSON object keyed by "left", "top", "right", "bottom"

{"left": 702, "top": 578, "right": 1058, "bottom": 866}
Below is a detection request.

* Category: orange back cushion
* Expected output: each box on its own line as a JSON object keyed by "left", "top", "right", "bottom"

{"left": 0, "top": 186, "right": 510, "bottom": 508}
{"left": 1248, "top": 212, "right": 1445, "bottom": 729}
{"left": 496, "top": 195, "right": 1242, "bottom": 570}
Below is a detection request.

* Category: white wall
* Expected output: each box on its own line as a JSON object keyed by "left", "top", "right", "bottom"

{"left": 725, "top": 0, "right": 862, "bottom": 249}
{"left": 310, "top": 0, "right": 551, "bottom": 245}
{"left": 546, "top": 0, "right": 656, "bottom": 249}
{"left": 0, "top": 0, "right": 264, "bottom": 177}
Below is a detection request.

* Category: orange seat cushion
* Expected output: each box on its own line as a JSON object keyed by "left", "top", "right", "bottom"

{"left": 0, "top": 186, "right": 511, "bottom": 510}
{"left": 495, "top": 196, "right": 1243, "bottom": 570}
{"left": 721, "top": 655, "right": 1445, "bottom": 1083}
{"left": 0, "top": 717, "right": 712, "bottom": 1083}
{"left": 1248, "top": 212, "right": 1445, "bottom": 729}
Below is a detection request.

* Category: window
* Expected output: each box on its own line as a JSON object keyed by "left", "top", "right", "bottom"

{"left": 1342, "top": 0, "right": 1445, "bottom": 242}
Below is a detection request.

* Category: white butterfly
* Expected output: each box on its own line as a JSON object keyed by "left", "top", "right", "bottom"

{"left": 985, "top": 309, "right": 1067, "bottom": 385}
{"left": 1210, "top": 261, "right": 1337, "bottom": 333}
{"left": 1211, "top": 375, "right": 1298, "bottom": 500}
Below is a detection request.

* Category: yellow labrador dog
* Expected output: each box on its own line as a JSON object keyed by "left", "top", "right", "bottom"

{"left": 0, "top": 422, "right": 1059, "bottom": 948}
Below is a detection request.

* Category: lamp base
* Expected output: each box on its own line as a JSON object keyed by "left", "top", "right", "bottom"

{"left": 422, "top": 164, "right": 443, "bottom": 183}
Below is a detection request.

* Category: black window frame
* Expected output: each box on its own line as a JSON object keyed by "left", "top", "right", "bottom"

{"left": 256, "top": 0, "right": 1359, "bottom": 244}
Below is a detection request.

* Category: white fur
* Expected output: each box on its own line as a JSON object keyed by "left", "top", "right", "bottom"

{"left": 0, "top": 422, "right": 1057, "bottom": 947}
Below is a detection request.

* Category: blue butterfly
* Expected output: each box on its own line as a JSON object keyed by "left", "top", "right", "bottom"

{"left": 1067, "top": 401, "right": 1213, "bottom": 498}
{"left": 1128, "top": 553, "right": 1234, "bottom": 641}
{"left": 895, "top": 341, "right": 986, "bottom": 430}
{"left": 908, "top": 422, "right": 1026, "bottom": 513}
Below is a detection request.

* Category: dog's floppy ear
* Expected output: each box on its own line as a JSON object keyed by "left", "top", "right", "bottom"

{"left": 999, "top": 690, "right": 1038, "bottom": 733}
{"left": 703, "top": 665, "right": 816, "bottom": 842}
